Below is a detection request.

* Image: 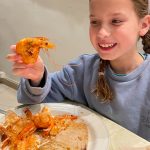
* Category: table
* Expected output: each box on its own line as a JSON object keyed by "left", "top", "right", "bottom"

{"left": 101, "top": 116, "right": 150, "bottom": 149}
{"left": 77, "top": 102, "right": 150, "bottom": 150}
{"left": 1, "top": 76, "right": 150, "bottom": 149}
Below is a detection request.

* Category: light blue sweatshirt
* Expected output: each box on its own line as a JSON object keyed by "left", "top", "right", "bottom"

{"left": 18, "top": 53, "right": 150, "bottom": 141}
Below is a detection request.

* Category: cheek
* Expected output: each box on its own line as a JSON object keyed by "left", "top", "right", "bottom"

{"left": 115, "top": 28, "right": 139, "bottom": 46}
{"left": 89, "top": 27, "right": 92, "bottom": 41}
{"left": 89, "top": 27, "right": 97, "bottom": 47}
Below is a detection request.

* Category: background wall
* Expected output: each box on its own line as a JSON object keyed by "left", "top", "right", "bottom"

{"left": 0, "top": 0, "right": 94, "bottom": 81}
{"left": 0, "top": 0, "right": 143, "bottom": 81}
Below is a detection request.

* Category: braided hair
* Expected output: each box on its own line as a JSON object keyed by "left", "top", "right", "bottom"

{"left": 92, "top": 0, "right": 150, "bottom": 102}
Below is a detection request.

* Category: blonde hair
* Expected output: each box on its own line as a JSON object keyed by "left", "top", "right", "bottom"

{"left": 91, "top": 0, "right": 150, "bottom": 102}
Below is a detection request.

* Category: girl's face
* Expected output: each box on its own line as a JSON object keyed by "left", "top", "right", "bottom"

{"left": 89, "top": 0, "right": 145, "bottom": 61}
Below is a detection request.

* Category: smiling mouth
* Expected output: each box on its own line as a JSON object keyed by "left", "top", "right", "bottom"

{"left": 98, "top": 43, "right": 117, "bottom": 51}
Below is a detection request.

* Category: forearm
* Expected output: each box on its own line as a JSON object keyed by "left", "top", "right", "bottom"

{"left": 17, "top": 63, "right": 83, "bottom": 104}
{"left": 17, "top": 68, "right": 51, "bottom": 104}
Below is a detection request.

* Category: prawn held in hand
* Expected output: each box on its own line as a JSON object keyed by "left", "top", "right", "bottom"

{"left": 16, "top": 37, "right": 55, "bottom": 64}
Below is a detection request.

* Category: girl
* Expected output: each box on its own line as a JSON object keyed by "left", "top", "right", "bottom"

{"left": 7, "top": 0, "right": 150, "bottom": 141}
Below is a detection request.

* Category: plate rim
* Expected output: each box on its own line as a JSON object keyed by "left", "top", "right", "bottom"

{"left": 0, "top": 102, "right": 109, "bottom": 150}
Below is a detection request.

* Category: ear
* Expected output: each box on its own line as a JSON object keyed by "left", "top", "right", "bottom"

{"left": 139, "top": 15, "right": 150, "bottom": 36}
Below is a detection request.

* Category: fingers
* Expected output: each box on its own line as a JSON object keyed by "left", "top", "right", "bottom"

{"left": 12, "top": 68, "right": 26, "bottom": 76}
{"left": 6, "top": 45, "right": 22, "bottom": 63}
{"left": 6, "top": 45, "right": 22, "bottom": 62}
{"left": 12, "top": 65, "right": 38, "bottom": 80}
{"left": 12, "top": 63, "right": 31, "bottom": 78}
{"left": 12, "top": 62, "right": 27, "bottom": 76}
{"left": 12, "top": 68, "right": 34, "bottom": 80}
{"left": 6, "top": 54, "right": 22, "bottom": 62}
{"left": 13, "top": 62, "right": 27, "bottom": 69}
{"left": 10, "top": 45, "right": 16, "bottom": 52}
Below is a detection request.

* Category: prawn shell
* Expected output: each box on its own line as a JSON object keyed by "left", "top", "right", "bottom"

{"left": 16, "top": 37, "right": 55, "bottom": 64}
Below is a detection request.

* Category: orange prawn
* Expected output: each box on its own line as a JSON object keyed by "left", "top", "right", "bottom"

{"left": 16, "top": 37, "right": 55, "bottom": 64}
{"left": 0, "top": 106, "right": 79, "bottom": 149}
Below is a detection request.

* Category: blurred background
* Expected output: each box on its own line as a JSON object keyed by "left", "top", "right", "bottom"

{"left": 0, "top": 0, "right": 143, "bottom": 82}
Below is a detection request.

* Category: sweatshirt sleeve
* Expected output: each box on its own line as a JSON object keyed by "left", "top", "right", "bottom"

{"left": 17, "top": 67, "right": 51, "bottom": 104}
{"left": 17, "top": 55, "right": 88, "bottom": 104}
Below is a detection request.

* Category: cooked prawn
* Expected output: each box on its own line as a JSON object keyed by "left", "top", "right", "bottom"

{"left": 24, "top": 106, "right": 53, "bottom": 129}
{"left": 0, "top": 106, "right": 79, "bottom": 149}
{"left": 16, "top": 37, "right": 55, "bottom": 64}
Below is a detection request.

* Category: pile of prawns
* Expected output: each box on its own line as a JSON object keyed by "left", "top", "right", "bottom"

{"left": 0, "top": 106, "right": 77, "bottom": 150}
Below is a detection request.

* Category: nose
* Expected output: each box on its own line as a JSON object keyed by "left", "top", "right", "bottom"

{"left": 97, "top": 26, "right": 111, "bottom": 39}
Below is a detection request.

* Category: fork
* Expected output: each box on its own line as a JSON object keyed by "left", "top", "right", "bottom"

{"left": 0, "top": 109, "right": 7, "bottom": 115}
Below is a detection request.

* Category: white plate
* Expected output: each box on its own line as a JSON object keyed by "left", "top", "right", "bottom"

{"left": 0, "top": 103, "right": 109, "bottom": 150}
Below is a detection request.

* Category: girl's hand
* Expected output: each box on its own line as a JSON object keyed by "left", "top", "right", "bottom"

{"left": 6, "top": 45, "right": 45, "bottom": 86}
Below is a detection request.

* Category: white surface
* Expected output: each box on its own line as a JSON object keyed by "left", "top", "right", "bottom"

{"left": 3, "top": 103, "right": 109, "bottom": 150}
{"left": 0, "top": 0, "right": 94, "bottom": 81}
{"left": 0, "top": 84, "right": 18, "bottom": 110}
{"left": 0, "top": 72, "right": 6, "bottom": 78}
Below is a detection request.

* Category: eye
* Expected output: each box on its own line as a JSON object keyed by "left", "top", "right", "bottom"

{"left": 90, "top": 20, "right": 100, "bottom": 26}
{"left": 112, "top": 19, "right": 122, "bottom": 25}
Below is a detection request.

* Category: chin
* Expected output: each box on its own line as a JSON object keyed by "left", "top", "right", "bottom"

{"left": 97, "top": 53, "right": 114, "bottom": 60}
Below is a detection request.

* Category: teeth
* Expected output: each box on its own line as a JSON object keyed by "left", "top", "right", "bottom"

{"left": 100, "top": 43, "right": 115, "bottom": 48}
